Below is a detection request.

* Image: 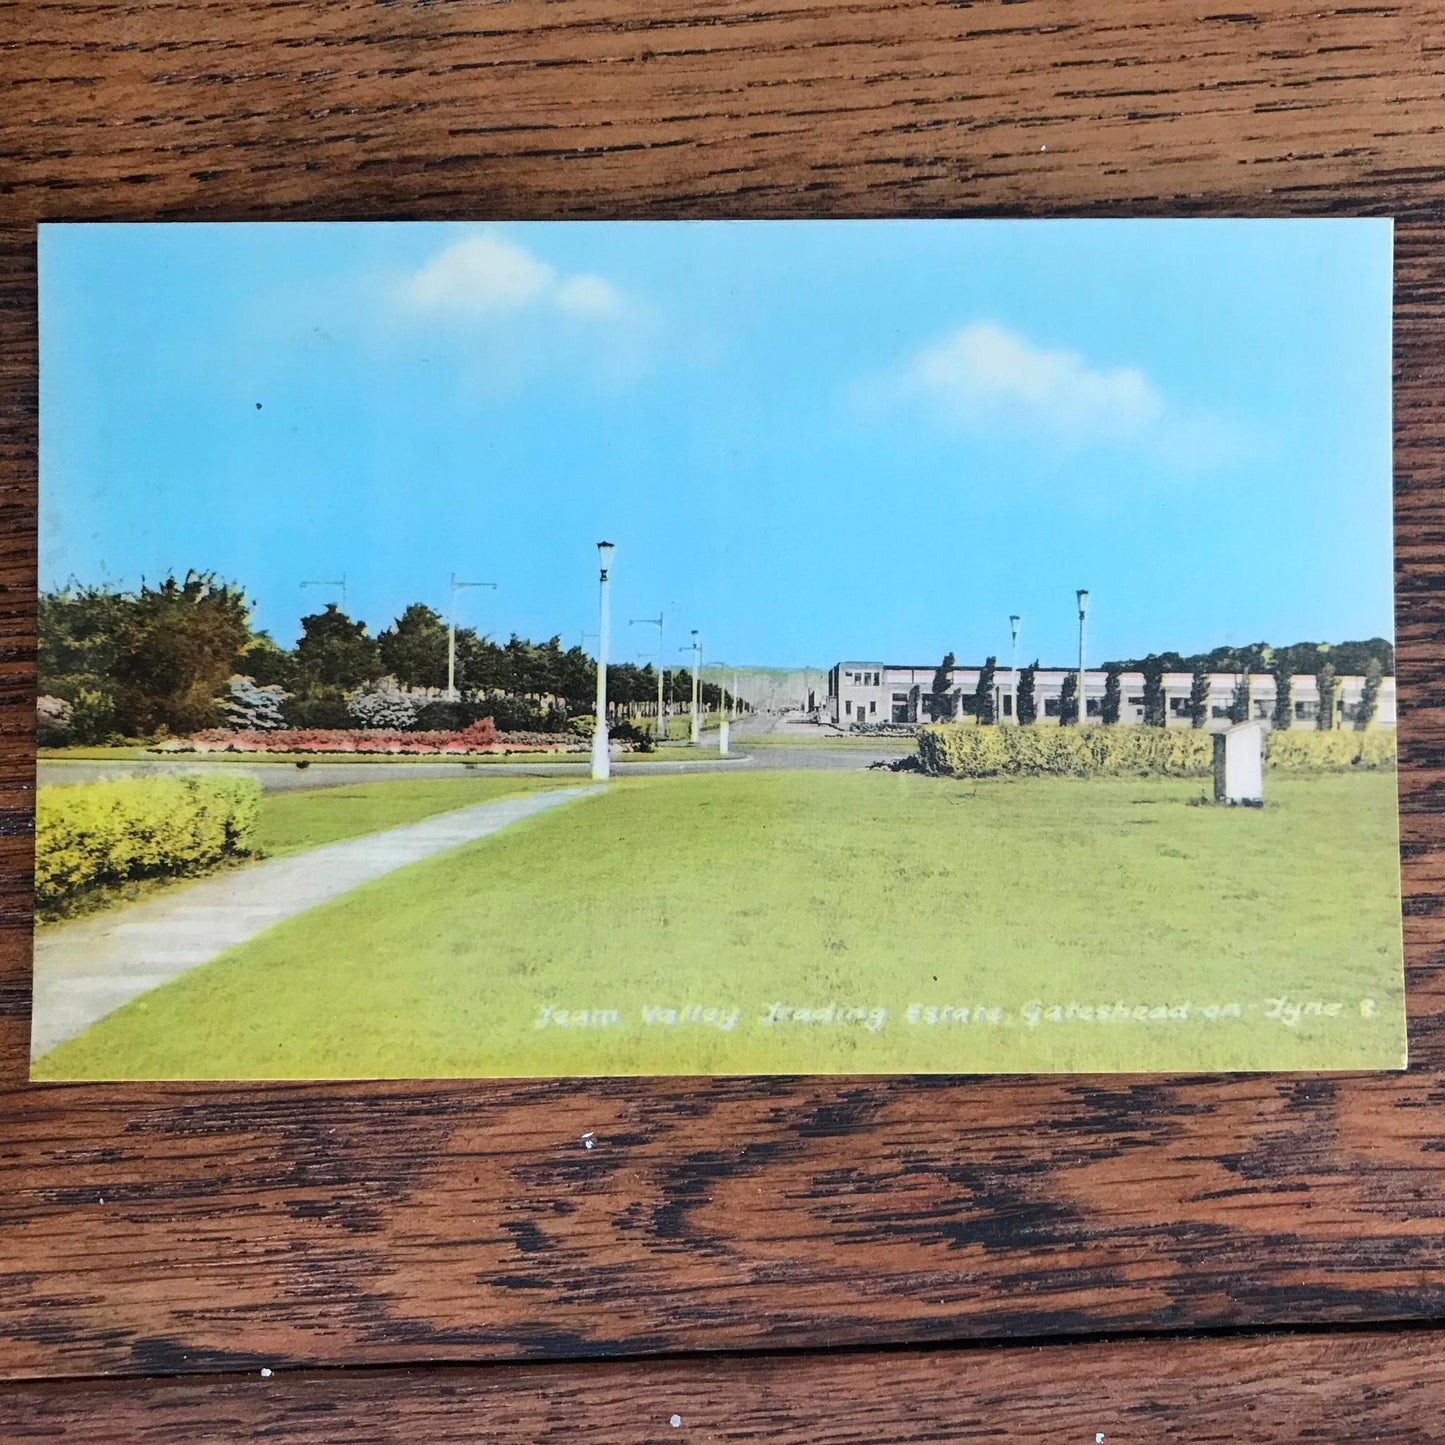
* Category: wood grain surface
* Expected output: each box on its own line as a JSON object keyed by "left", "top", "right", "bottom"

{"left": 4, "top": 1329, "right": 1445, "bottom": 1442}
{"left": 2, "top": 0, "right": 1445, "bottom": 1418}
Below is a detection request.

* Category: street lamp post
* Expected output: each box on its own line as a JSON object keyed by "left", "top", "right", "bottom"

{"left": 629, "top": 613, "right": 666, "bottom": 744}
{"left": 1009, "top": 614, "right": 1021, "bottom": 725}
{"left": 448, "top": 573, "right": 497, "bottom": 702}
{"left": 1076, "top": 589, "right": 1090, "bottom": 726}
{"left": 680, "top": 631, "right": 702, "bottom": 745}
{"left": 592, "top": 542, "right": 615, "bottom": 781}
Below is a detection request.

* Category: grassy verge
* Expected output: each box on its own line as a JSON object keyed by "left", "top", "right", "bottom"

{"left": 37, "top": 775, "right": 567, "bottom": 924}
{"left": 35, "top": 770, "right": 1405, "bottom": 1079}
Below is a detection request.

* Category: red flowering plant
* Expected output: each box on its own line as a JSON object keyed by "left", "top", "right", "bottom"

{"left": 170, "top": 718, "right": 585, "bottom": 755}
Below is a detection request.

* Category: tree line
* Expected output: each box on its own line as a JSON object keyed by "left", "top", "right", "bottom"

{"left": 39, "top": 574, "right": 735, "bottom": 743}
{"left": 925, "top": 644, "right": 1387, "bottom": 731}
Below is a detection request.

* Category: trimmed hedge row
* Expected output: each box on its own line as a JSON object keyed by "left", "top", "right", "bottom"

{"left": 1266, "top": 729, "right": 1396, "bottom": 771}
{"left": 36, "top": 776, "right": 261, "bottom": 911}
{"left": 916, "top": 724, "right": 1397, "bottom": 779}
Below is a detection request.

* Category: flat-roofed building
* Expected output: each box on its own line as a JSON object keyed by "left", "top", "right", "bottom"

{"left": 826, "top": 662, "right": 1396, "bottom": 732}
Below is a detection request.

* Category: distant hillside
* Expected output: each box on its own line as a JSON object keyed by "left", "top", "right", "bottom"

{"left": 716, "top": 667, "right": 829, "bottom": 711}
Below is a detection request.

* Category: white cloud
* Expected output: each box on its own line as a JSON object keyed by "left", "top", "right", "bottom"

{"left": 896, "top": 321, "right": 1164, "bottom": 441}
{"left": 555, "top": 274, "right": 623, "bottom": 319}
{"left": 396, "top": 233, "right": 624, "bottom": 322}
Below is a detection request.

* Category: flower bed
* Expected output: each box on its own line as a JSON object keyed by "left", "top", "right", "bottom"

{"left": 166, "top": 720, "right": 586, "bottom": 756}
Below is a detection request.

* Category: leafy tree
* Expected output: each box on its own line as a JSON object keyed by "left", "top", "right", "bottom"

{"left": 1108, "top": 636, "right": 1394, "bottom": 678}
{"left": 112, "top": 572, "right": 251, "bottom": 735}
{"left": 1271, "top": 660, "right": 1293, "bottom": 731}
{"left": 930, "top": 651, "right": 956, "bottom": 722}
{"left": 1355, "top": 658, "right": 1382, "bottom": 730}
{"left": 1316, "top": 662, "right": 1338, "bottom": 731}
{"left": 295, "top": 604, "right": 381, "bottom": 693}
{"left": 1142, "top": 657, "right": 1166, "bottom": 728}
{"left": 1227, "top": 673, "right": 1251, "bottom": 725}
{"left": 39, "top": 583, "right": 130, "bottom": 686}
{"left": 378, "top": 604, "right": 450, "bottom": 690}
{"left": 1016, "top": 661, "right": 1038, "bottom": 726}
{"left": 1188, "top": 664, "right": 1210, "bottom": 730}
{"left": 973, "top": 656, "right": 998, "bottom": 725}
{"left": 240, "top": 634, "right": 299, "bottom": 691}
{"left": 1102, "top": 663, "right": 1122, "bottom": 725}
{"left": 1058, "top": 671, "right": 1078, "bottom": 726}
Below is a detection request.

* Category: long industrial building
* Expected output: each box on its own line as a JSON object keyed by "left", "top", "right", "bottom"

{"left": 825, "top": 662, "right": 1396, "bottom": 731}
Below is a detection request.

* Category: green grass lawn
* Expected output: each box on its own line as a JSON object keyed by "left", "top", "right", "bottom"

{"left": 34, "top": 770, "right": 1405, "bottom": 1079}
{"left": 35, "top": 775, "right": 570, "bottom": 925}
{"left": 253, "top": 776, "right": 571, "bottom": 856}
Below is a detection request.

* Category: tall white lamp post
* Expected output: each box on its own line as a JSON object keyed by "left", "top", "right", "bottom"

{"left": 448, "top": 573, "right": 497, "bottom": 701}
{"left": 630, "top": 612, "right": 666, "bottom": 744}
{"left": 1076, "top": 589, "right": 1090, "bottom": 726}
{"left": 680, "top": 631, "right": 702, "bottom": 745}
{"left": 1009, "top": 614, "right": 1021, "bottom": 724}
{"left": 592, "top": 542, "right": 615, "bottom": 781}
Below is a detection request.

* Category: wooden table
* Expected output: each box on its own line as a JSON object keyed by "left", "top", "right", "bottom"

{"left": 2, "top": 2, "right": 1443, "bottom": 1437}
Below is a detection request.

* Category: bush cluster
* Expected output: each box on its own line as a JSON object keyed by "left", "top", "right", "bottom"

{"left": 36, "top": 776, "right": 261, "bottom": 911}
{"left": 1266, "top": 729, "right": 1395, "bottom": 771}
{"left": 917, "top": 724, "right": 1398, "bottom": 779}
{"left": 37, "top": 695, "right": 74, "bottom": 748}
{"left": 918, "top": 725, "right": 1214, "bottom": 778}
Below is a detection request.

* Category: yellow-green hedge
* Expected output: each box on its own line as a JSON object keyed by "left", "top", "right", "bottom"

{"left": 1265, "top": 728, "right": 1395, "bottom": 771}
{"left": 36, "top": 776, "right": 261, "bottom": 910}
{"left": 917, "top": 724, "right": 1397, "bottom": 779}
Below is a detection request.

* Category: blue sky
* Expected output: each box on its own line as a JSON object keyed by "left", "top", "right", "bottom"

{"left": 39, "top": 219, "right": 1394, "bottom": 669}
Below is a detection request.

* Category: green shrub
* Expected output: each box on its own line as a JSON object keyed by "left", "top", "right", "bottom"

{"left": 1265, "top": 729, "right": 1395, "bottom": 771}
{"left": 35, "top": 776, "right": 261, "bottom": 911}
{"left": 918, "top": 724, "right": 1213, "bottom": 778}
{"left": 916, "top": 724, "right": 1398, "bottom": 779}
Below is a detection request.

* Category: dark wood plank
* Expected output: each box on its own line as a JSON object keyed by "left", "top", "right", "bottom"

{"left": 4, "top": 1329, "right": 1445, "bottom": 1442}
{"left": 2, "top": 0, "right": 1444, "bottom": 1384}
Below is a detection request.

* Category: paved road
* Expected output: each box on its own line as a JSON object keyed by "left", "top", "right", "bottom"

{"left": 31, "top": 784, "right": 604, "bottom": 1059}
{"left": 37, "top": 733, "right": 912, "bottom": 793}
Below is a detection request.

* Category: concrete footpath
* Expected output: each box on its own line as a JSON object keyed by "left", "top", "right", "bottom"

{"left": 30, "top": 784, "right": 603, "bottom": 1060}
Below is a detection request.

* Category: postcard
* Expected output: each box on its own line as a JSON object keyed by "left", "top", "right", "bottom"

{"left": 32, "top": 218, "right": 1404, "bottom": 1079}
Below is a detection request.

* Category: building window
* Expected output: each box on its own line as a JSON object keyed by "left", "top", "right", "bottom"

{"left": 1295, "top": 701, "right": 1318, "bottom": 720}
{"left": 869, "top": 701, "right": 877, "bottom": 714}
{"left": 1086, "top": 697, "right": 1102, "bottom": 716}
{"left": 892, "top": 692, "right": 908, "bottom": 703}
{"left": 1044, "top": 698, "right": 1061, "bottom": 717}
{"left": 1003, "top": 694, "right": 1013, "bottom": 717}
{"left": 1169, "top": 697, "right": 1189, "bottom": 715}
{"left": 1129, "top": 696, "right": 1146, "bottom": 707}
{"left": 845, "top": 701, "right": 852, "bottom": 716}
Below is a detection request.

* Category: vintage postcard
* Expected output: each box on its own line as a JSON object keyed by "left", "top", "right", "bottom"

{"left": 33, "top": 219, "right": 1404, "bottom": 1079}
